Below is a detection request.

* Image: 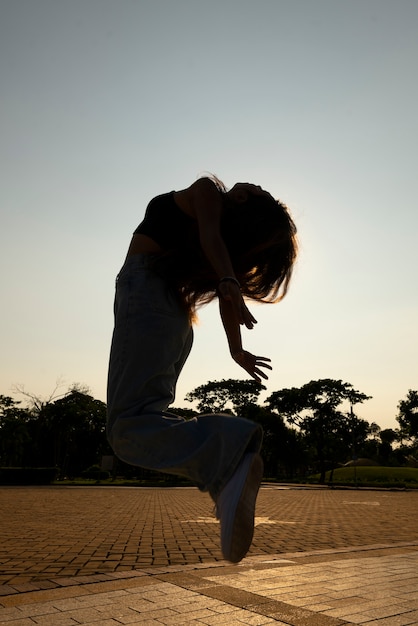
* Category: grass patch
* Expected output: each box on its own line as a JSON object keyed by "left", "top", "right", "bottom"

{"left": 52, "top": 467, "right": 418, "bottom": 489}
{"left": 312, "top": 466, "right": 418, "bottom": 488}
{"left": 53, "top": 477, "right": 194, "bottom": 487}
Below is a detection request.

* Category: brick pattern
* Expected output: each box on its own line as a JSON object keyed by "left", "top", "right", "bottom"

{"left": 1, "top": 551, "right": 418, "bottom": 625}
{"left": 1, "top": 487, "right": 418, "bottom": 585}
{"left": 204, "top": 552, "right": 418, "bottom": 625}
{"left": 1, "top": 486, "right": 418, "bottom": 625}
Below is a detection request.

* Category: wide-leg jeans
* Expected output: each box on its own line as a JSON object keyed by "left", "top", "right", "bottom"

{"left": 106, "top": 255, "right": 262, "bottom": 498}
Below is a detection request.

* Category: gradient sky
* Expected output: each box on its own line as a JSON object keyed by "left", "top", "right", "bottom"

{"left": 1, "top": 0, "right": 417, "bottom": 430}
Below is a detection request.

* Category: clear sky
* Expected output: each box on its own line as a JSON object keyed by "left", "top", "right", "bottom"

{"left": 1, "top": 0, "right": 417, "bottom": 430}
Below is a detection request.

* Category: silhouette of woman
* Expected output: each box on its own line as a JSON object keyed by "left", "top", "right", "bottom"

{"left": 107, "top": 175, "right": 298, "bottom": 562}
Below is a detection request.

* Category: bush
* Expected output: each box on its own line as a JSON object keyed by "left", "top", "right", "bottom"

{"left": 312, "top": 466, "right": 418, "bottom": 488}
{"left": 80, "top": 465, "right": 110, "bottom": 480}
{"left": 0, "top": 467, "right": 58, "bottom": 485}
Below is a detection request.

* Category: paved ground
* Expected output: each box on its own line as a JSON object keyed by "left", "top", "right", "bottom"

{"left": 0, "top": 485, "right": 418, "bottom": 625}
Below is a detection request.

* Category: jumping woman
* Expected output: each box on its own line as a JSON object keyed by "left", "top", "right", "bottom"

{"left": 107, "top": 175, "right": 298, "bottom": 563}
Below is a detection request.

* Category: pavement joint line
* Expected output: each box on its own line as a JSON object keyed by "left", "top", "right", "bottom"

{"left": 0, "top": 564, "right": 354, "bottom": 625}
{"left": 154, "top": 572, "right": 352, "bottom": 626}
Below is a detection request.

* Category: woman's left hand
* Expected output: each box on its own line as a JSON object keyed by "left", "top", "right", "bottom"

{"left": 232, "top": 350, "right": 272, "bottom": 382}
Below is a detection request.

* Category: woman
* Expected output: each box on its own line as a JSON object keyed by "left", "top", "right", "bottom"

{"left": 107, "top": 175, "right": 298, "bottom": 562}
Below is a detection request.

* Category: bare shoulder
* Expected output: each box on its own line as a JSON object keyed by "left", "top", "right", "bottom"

{"left": 190, "top": 176, "right": 220, "bottom": 193}
{"left": 174, "top": 177, "right": 222, "bottom": 217}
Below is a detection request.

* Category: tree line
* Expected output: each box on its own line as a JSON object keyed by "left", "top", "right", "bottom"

{"left": 0, "top": 379, "right": 417, "bottom": 483}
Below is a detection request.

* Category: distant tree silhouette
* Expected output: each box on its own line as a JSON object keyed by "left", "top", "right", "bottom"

{"left": 397, "top": 390, "right": 418, "bottom": 441}
{"left": 396, "top": 390, "right": 418, "bottom": 466}
{"left": 1, "top": 386, "right": 110, "bottom": 477}
{"left": 184, "top": 379, "right": 306, "bottom": 479}
{"left": 0, "top": 395, "right": 31, "bottom": 466}
{"left": 32, "top": 388, "right": 109, "bottom": 477}
{"left": 4, "top": 378, "right": 414, "bottom": 482}
{"left": 185, "top": 378, "right": 266, "bottom": 414}
{"left": 267, "top": 379, "right": 371, "bottom": 483}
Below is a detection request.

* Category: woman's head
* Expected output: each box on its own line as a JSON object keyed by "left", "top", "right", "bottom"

{"left": 157, "top": 176, "right": 298, "bottom": 321}
{"left": 221, "top": 182, "right": 298, "bottom": 303}
{"left": 227, "top": 182, "right": 274, "bottom": 203}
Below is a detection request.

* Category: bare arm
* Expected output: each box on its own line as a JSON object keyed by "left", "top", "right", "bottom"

{"left": 183, "top": 178, "right": 271, "bottom": 379}
{"left": 186, "top": 178, "right": 256, "bottom": 328}
{"left": 219, "top": 296, "right": 272, "bottom": 382}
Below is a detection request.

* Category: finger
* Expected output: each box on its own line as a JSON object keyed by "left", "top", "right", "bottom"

{"left": 242, "top": 312, "right": 256, "bottom": 329}
{"left": 254, "top": 368, "right": 269, "bottom": 380}
{"left": 243, "top": 305, "right": 257, "bottom": 320}
{"left": 251, "top": 371, "right": 268, "bottom": 383}
{"left": 240, "top": 312, "right": 254, "bottom": 329}
{"left": 243, "top": 306, "right": 257, "bottom": 324}
{"left": 256, "top": 362, "right": 273, "bottom": 371}
{"left": 240, "top": 312, "right": 251, "bottom": 327}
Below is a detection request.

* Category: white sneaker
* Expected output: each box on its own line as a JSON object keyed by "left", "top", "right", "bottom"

{"left": 216, "top": 453, "right": 263, "bottom": 563}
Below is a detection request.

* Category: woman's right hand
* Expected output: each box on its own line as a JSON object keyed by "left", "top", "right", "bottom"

{"left": 232, "top": 350, "right": 272, "bottom": 382}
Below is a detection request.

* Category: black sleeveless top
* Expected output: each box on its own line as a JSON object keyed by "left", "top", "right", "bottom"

{"left": 133, "top": 192, "right": 196, "bottom": 251}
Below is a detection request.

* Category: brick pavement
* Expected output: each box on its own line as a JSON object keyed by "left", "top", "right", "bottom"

{"left": 1, "top": 486, "right": 418, "bottom": 625}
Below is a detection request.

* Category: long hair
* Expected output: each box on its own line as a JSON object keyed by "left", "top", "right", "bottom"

{"left": 153, "top": 177, "right": 298, "bottom": 322}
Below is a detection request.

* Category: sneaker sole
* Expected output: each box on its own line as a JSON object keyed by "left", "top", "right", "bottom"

{"left": 222, "top": 453, "right": 263, "bottom": 563}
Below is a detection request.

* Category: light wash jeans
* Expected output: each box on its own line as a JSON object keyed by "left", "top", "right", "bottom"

{"left": 107, "top": 255, "right": 262, "bottom": 498}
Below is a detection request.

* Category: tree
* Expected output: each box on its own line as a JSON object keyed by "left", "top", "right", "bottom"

{"left": 185, "top": 379, "right": 266, "bottom": 414}
{"left": 167, "top": 407, "right": 196, "bottom": 419}
{"left": 11, "top": 379, "right": 67, "bottom": 413}
{"left": 377, "top": 428, "right": 398, "bottom": 465}
{"left": 7, "top": 384, "right": 110, "bottom": 477}
{"left": 396, "top": 390, "right": 418, "bottom": 467}
{"left": 242, "top": 403, "right": 306, "bottom": 479}
{"left": 397, "top": 390, "right": 418, "bottom": 441}
{"left": 267, "top": 379, "right": 371, "bottom": 483}
{"left": 185, "top": 379, "right": 307, "bottom": 478}
{"left": 33, "top": 388, "right": 109, "bottom": 477}
{"left": 0, "top": 395, "right": 31, "bottom": 466}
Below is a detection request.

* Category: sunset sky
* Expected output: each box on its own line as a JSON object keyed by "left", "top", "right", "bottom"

{"left": 1, "top": 0, "right": 417, "bottom": 430}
